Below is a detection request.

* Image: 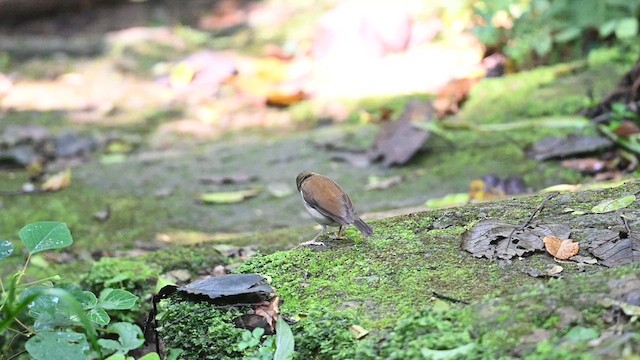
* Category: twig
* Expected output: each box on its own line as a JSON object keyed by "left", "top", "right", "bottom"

{"left": 506, "top": 192, "right": 559, "bottom": 248}
{"left": 432, "top": 291, "right": 469, "bottom": 305}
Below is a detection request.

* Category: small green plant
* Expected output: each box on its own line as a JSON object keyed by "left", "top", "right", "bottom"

{"left": 241, "top": 318, "right": 295, "bottom": 360}
{"left": 597, "top": 102, "right": 640, "bottom": 154}
{"left": 0, "top": 221, "right": 153, "bottom": 360}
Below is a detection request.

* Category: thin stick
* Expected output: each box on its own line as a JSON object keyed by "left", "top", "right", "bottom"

{"left": 432, "top": 291, "right": 469, "bottom": 305}
{"left": 507, "top": 192, "right": 559, "bottom": 248}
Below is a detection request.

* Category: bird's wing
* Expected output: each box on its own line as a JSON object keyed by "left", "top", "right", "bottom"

{"left": 302, "top": 176, "right": 355, "bottom": 224}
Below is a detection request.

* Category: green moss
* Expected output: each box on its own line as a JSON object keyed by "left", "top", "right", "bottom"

{"left": 156, "top": 182, "right": 640, "bottom": 358}
{"left": 157, "top": 297, "right": 248, "bottom": 360}
{"left": 138, "top": 243, "right": 228, "bottom": 273}
{"left": 82, "top": 257, "right": 159, "bottom": 293}
{"left": 460, "top": 58, "right": 631, "bottom": 126}
{"left": 292, "top": 308, "right": 361, "bottom": 360}
{"left": 81, "top": 257, "right": 160, "bottom": 322}
{"left": 238, "top": 214, "right": 533, "bottom": 330}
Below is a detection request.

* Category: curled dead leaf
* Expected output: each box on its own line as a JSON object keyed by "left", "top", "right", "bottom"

{"left": 543, "top": 236, "right": 580, "bottom": 260}
{"left": 254, "top": 296, "right": 281, "bottom": 333}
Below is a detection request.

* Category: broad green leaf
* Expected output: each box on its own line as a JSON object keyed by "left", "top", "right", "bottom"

{"left": 25, "top": 331, "right": 89, "bottom": 360}
{"left": 591, "top": 195, "right": 636, "bottom": 213}
{"left": 88, "top": 308, "right": 110, "bottom": 325}
{"left": 555, "top": 27, "right": 582, "bottom": 43}
{"left": 533, "top": 32, "right": 552, "bottom": 56}
{"left": 19, "top": 222, "right": 73, "bottom": 254}
{"left": 37, "top": 288, "right": 100, "bottom": 355}
{"left": 252, "top": 327, "right": 265, "bottom": 339}
{"left": 599, "top": 20, "right": 617, "bottom": 37}
{"left": 104, "top": 273, "right": 132, "bottom": 286}
{"left": 98, "top": 339, "right": 123, "bottom": 353}
{"left": 564, "top": 326, "right": 599, "bottom": 341}
{"left": 98, "top": 322, "right": 145, "bottom": 354}
{"left": 615, "top": 18, "right": 639, "bottom": 39}
{"left": 98, "top": 289, "right": 138, "bottom": 310}
{"left": 0, "top": 240, "right": 13, "bottom": 260}
{"left": 274, "top": 317, "right": 295, "bottom": 360}
{"left": 165, "top": 348, "right": 184, "bottom": 360}
{"left": 421, "top": 343, "right": 476, "bottom": 359}
{"left": 139, "top": 352, "right": 162, "bottom": 360}
{"left": 105, "top": 355, "right": 128, "bottom": 360}
{"left": 82, "top": 291, "right": 98, "bottom": 309}
{"left": 24, "top": 287, "right": 67, "bottom": 318}
{"left": 200, "top": 188, "right": 262, "bottom": 204}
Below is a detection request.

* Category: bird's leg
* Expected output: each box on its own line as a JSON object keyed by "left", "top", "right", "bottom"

{"left": 300, "top": 225, "right": 326, "bottom": 246}
{"left": 331, "top": 225, "right": 346, "bottom": 240}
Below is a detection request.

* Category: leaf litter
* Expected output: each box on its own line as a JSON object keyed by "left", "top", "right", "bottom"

{"left": 461, "top": 220, "right": 571, "bottom": 260}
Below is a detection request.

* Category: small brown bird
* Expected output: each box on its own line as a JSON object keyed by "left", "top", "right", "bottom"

{"left": 296, "top": 171, "right": 373, "bottom": 245}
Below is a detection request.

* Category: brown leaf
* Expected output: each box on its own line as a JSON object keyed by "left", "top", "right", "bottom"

{"left": 41, "top": 168, "right": 72, "bottom": 192}
{"left": 588, "top": 230, "right": 640, "bottom": 267}
{"left": 349, "top": 325, "right": 369, "bottom": 339}
{"left": 433, "top": 78, "right": 480, "bottom": 118}
{"left": 560, "top": 158, "right": 609, "bottom": 174}
{"left": 614, "top": 120, "right": 640, "bottom": 136}
{"left": 266, "top": 89, "right": 306, "bottom": 108}
{"left": 254, "top": 296, "right": 281, "bottom": 333}
{"left": 367, "top": 100, "right": 433, "bottom": 167}
{"left": 543, "top": 236, "right": 579, "bottom": 260}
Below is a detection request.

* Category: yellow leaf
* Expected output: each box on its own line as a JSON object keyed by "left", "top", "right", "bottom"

{"left": 170, "top": 62, "right": 196, "bottom": 88}
{"left": 41, "top": 169, "right": 72, "bottom": 192}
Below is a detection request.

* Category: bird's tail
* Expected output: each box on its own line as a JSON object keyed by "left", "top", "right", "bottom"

{"left": 354, "top": 218, "right": 373, "bottom": 236}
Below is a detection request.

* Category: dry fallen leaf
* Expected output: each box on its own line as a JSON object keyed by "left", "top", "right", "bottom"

{"left": 543, "top": 236, "right": 580, "bottom": 260}
{"left": 433, "top": 78, "right": 480, "bottom": 118}
{"left": 265, "top": 89, "right": 306, "bottom": 108}
{"left": 255, "top": 296, "right": 281, "bottom": 333}
{"left": 367, "top": 100, "right": 433, "bottom": 167}
{"left": 41, "top": 168, "right": 72, "bottom": 192}
{"left": 348, "top": 324, "right": 369, "bottom": 339}
{"left": 199, "top": 188, "right": 262, "bottom": 204}
{"left": 365, "top": 175, "right": 403, "bottom": 191}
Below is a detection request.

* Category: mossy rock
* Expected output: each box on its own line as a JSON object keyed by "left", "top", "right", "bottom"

{"left": 156, "top": 181, "right": 640, "bottom": 358}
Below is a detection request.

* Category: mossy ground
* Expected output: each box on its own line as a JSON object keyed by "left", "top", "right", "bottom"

{"left": 2, "top": 45, "right": 640, "bottom": 358}
{"left": 159, "top": 181, "right": 640, "bottom": 358}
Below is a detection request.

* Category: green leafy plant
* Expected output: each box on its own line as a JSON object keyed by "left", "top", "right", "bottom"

{"left": 0, "top": 222, "right": 151, "bottom": 360}
{"left": 239, "top": 327, "right": 265, "bottom": 351}
{"left": 242, "top": 318, "right": 295, "bottom": 360}
{"left": 472, "top": 0, "right": 640, "bottom": 67}
{"left": 597, "top": 102, "right": 640, "bottom": 154}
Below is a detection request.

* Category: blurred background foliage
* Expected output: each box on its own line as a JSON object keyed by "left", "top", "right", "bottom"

{"left": 470, "top": 0, "right": 639, "bottom": 68}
